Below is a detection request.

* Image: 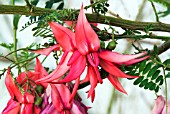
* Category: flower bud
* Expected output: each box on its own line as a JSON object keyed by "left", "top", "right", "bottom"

{"left": 35, "top": 85, "right": 44, "bottom": 94}
{"left": 34, "top": 97, "right": 43, "bottom": 106}
{"left": 106, "top": 41, "right": 116, "bottom": 50}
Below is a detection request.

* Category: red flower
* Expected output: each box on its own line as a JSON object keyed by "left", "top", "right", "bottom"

{"left": 34, "top": 5, "right": 149, "bottom": 102}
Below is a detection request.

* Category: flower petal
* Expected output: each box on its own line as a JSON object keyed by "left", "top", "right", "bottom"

{"left": 152, "top": 96, "right": 165, "bottom": 114}
{"left": 59, "top": 55, "right": 86, "bottom": 82}
{"left": 30, "top": 44, "right": 60, "bottom": 56}
{"left": 2, "top": 99, "right": 20, "bottom": 114}
{"left": 36, "top": 52, "right": 72, "bottom": 83}
{"left": 68, "top": 50, "right": 81, "bottom": 66}
{"left": 107, "top": 74, "right": 127, "bottom": 94}
{"left": 5, "top": 68, "right": 22, "bottom": 102}
{"left": 87, "top": 65, "right": 98, "bottom": 102}
{"left": 35, "top": 57, "right": 48, "bottom": 87}
{"left": 49, "top": 22, "right": 75, "bottom": 51}
{"left": 99, "top": 59, "right": 138, "bottom": 78}
{"left": 69, "top": 77, "right": 80, "bottom": 102}
{"left": 75, "top": 5, "right": 100, "bottom": 55}
{"left": 56, "top": 84, "right": 72, "bottom": 109}
{"left": 119, "top": 56, "right": 150, "bottom": 66}
{"left": 98, "top": 50, "right": 147, "bottom": 64}
{"left": 51, "top": 84, "right": 64, "bottom": 112}
{"left": 20, "top": 103, "right": 33, "bottom": 114}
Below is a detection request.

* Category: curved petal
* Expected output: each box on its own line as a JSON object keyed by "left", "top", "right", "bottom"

{"left": 119, "top": 56, "right": 150, "bottom": 66}
{"left": 49, "top": 22, "right": 75, "bottom": 51}
{"left": 87, "top": 65, "right": 98, "bottom": 102}
{"left": 35, "top": 57, "right": 48, "bottom": 87}
{"left": 2, "top": 99, "right": 20, "bottom": 114}
{"left": 30, "top": 44, "right": 60, "bottom": 56}
{"left": 75, "top": 5, "right": 100, "bottom": 55}
{"left": 56, "top": 84, "right": 72, "bottom": 109}
{"left": 107, "top": 74, "right": 127, "bottom": 94}
{"left": 36, "top": 52, "right": 72, "bottom": 83}
{"left": 69, "top": 77, "right": 80, "bottom": 102}
{"left": 99, "top": 59, "right": 139, "bottom": 78}
{"left": 5, "top": 68, "right": 22, "bottom": 102}
{"left": 51, "top": 84, "right": 64, "bottom": 112}
{"left": 59, "top": 55, "right": 86, "bottom": 82}
{"left": 98, "top": 50, "right": 147, "bottom": 64}
{"left": 68, "top": 50, "right": 81, "bottom": 66}
{"left": 152, "top": 96, "right": 165, "bottom": 114}
{"left": 20, "top": 103, "right": 33, "bottom": 114}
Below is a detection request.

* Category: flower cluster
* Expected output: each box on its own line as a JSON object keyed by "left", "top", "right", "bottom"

{"left": 2, "top": 58, "right": 88, "bottom": 114}
{"left": 33, "top": 5, "right": 149, "bottom": 102}
{"left": 3, "top": 5, "right": 149, "bottom": 114}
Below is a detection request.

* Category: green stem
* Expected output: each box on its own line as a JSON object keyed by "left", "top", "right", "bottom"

{"left": 107, "top": 88, "right": 115, "bottom": 114}
{"left": 150, "top": 1, "right": 159, "bottom": 22}
{"left": 163, "top": 67, "right": 168, "bottom": 114}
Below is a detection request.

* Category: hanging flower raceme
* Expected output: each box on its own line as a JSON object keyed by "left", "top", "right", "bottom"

{"left": 34, "top": 5, "right": 149, "bottom": 102}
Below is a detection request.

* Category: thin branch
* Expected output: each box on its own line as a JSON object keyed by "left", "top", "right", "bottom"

{"left": 150, "top": 1, "right": 159, "bottom": 22}
{"left": 1, "top": 5, "right": 170, "bottom": 32}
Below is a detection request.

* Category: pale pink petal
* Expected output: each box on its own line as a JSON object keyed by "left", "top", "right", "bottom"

{"left": 152, "top": 96, "right": 165, "bottom": 114}
{"left": 49, "top": 22, "right": 75, "bottom": 51}
{"left": 99, "top": 59, "right": 139, "bottom": 78}
{"left": 98, "top": 50, "right": 147, "bottom": 64}
{"left": 70, "top": 100, "right": 88, "bottom": 114}
{"left": 162, "top": 99, "right": 170, "bottom": 114}
{"left": 30, "top": 44, "right": 60, "bottom": 56}
{"left": 75, "top": 5, "right": 100, "bottom": 55}
{"left": 107, "top": 74, "right": 127, "bottom": 94}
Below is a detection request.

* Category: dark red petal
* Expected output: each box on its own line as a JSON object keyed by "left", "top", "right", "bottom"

{"left": 51, "top": 84, "right": 64, "bottom": 112}
{"left": 98, "top": 50, "right": 147, "bottom": 64}
{"left": 75, "top": 5, "right": 100, "bottom": 55}
{"left": 30, "top": 44, "right": 60, "bottom": 56}
{"left": 107, "top": 74, "right": 127, "bottom": 94}
{"left": 49, "top": 22, "right": 75, "bottom": 51}
{"left": 100, "top": 59, "right": 139, "bottom": 78}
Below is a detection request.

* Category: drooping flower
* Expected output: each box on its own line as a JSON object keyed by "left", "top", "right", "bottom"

{"left": 34, "top": 5, "right": 149, "bottom": 102}
{"left": 152, "top": 95, "right": 170, "bottom": 114}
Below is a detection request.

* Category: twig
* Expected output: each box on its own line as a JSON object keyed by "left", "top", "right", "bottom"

{"left": 150, "top": 1, "right": 159, "bottom": 22}
{"left": 1, "top": 5, "right": 170, "bottom": 32}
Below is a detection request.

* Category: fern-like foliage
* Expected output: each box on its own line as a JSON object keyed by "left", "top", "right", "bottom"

{"left": 150, "top": 0, "right": 170, "bottom": 17}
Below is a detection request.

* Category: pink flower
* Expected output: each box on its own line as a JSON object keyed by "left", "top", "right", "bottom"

{"left": 152, "top": 95, "right": 170, "bottom": 114}
{"left": 34, "top": 5, "right": 149, "bottom": 102}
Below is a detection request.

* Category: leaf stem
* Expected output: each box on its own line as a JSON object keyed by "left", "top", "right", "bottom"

{"left": 163, "top": 67, "right": 168, "bottom": 114}
{"left": 150, "top": 1, "right": 159, "bottom": 22}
